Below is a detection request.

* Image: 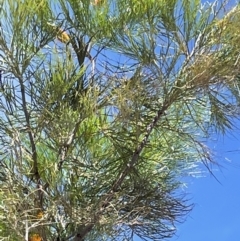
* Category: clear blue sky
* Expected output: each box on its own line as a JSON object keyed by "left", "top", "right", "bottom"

{"left": 170, "top": 131, "right": 240, "bottom": 241}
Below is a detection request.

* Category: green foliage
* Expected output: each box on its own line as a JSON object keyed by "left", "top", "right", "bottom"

{"left": 0, "top": 0, "right": 240, "bottom": 241}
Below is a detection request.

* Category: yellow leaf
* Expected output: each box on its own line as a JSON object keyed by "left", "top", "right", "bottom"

{"left": 29, "top": 233, "right": 42, "bottom": 241}
{"left": 47, "top": 23, "right": 70, "bottom": 44}
{"left": 92, "top": 0, "right": 105, "bottom": 6}
{"left": 56, "top": 28, "right": 70, "bottom": 44}
{"left": 36, "top": 210, "right": 44, "bottom": 219}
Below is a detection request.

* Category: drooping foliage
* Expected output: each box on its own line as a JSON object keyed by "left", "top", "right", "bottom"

{"left": 0, "top": 0, "right": 240, "bottom": 241}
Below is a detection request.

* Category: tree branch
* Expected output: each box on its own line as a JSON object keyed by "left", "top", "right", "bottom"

{"left": 75, "top": 103, "right": 170, "bottom": 240}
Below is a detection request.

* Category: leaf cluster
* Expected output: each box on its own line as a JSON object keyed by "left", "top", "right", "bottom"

{"left": 0, "top": 0, "right": 240, "bottom": 241}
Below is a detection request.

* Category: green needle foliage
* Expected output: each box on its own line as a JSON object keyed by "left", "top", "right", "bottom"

{"left": 0, "top": 0, "right": 240, "bottom": 240}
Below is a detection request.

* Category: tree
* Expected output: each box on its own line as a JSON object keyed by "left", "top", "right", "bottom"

{"left": 0, "top": 0, "right": 239, "bottom": 240}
